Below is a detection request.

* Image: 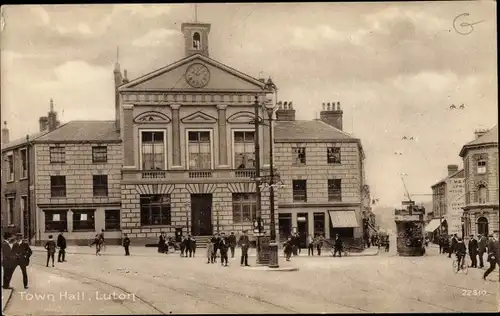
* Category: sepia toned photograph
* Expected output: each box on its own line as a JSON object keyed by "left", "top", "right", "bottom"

{"left": 0, "top": 2, "right": 498, "bottom": 314}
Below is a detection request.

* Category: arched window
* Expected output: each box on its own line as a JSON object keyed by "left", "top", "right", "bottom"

{"left": 477, "top": 217, "right": 488, "bottom": 236}
{"left": 193, "top": 32, "right": 201, "bottom": 50}
{"left": 477, "top": 185, "right": 487, "bottom": 204}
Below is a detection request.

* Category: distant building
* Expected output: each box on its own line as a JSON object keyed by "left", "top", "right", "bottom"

{"left": 428, "top": 165, "right": 465, "bottom": 240}
{"left": 1, "top": 101, "right": 58, "bottom": 239}
{"left": 459, "top": 126, "right": 499, "bottom": 237}
{"left": 274, "top": 102, "right": 367, "bottom": 246}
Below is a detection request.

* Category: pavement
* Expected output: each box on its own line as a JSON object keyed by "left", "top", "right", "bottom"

{"left": 30, "top": 245, "right": 380, "bottom": 258}
{"left": 2, "top": 288, "right": 12, "bottom": 313}
{"left": 4, "top": 244, "right": 498, "bottom": 314}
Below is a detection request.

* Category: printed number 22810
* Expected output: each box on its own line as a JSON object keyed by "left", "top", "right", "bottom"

{"left": 462, "top": 289, "right": 487, "bottom": 296}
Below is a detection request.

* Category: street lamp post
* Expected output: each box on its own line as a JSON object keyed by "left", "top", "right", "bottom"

{"left": 184, "top": 201, "right": 190, "bottom": 235}
{"left": 215, "top": 203, "right": 220, "bottom": 234}
{"left": 253, "top": 79, "right": 276, "bottom": 265}
{"left": 26, "top": 135, "right": 31, "bottom": 243}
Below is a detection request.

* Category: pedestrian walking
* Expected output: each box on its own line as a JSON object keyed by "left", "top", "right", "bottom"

{"left": 455, "top": 238, "right": 467, "bottom": 271}
{"left": 123, "top": 234, "right": 131, "bottom": 256}
{"left": 449, "top": 234, "right": 458, "bottom": 258}
{"left": 219, "top": 232, "right": 229, "bottom": 267}
{"left": 211, "top": 233, "right": 219, "bottom": 263}
{"left": 2, "top": 232, "right": 18, "bottom": 289}
{"left": 333, "top": 235, "right": 343, "bottom": 257}
{"left": 238, "top": 230, "right": 250, "bottom": 267}
{"left": 190, "top": 237, "right": 197, "bottom": 257}
{"left": 283, "top": 237, "right": 292, "bottom": 261}
{"left": 228, "top": 232, "right": 237, "bottom": 258}
{"left": 45, "top": 235, "right": 56, "bottom": 267}
{"left": 206, "top": 239, "right": 214, "bottom": 264}
{"left": 483, "top": 234, "right": 499, "bottom": 280}
{"left": 180, "top": 235, "right": 186, "bottom": 257}
{"left": 307, "top": 234, "right": 314, "bottom": 256}
{"left": 316, "top": 234, "right": 324, "bottom": 256}
{"left": 467, "top": 235, "right": 478, "bottom": 268}
{"left": 14, "top": 234, "right": 32, "bottom": 289}
{"left": 57, "top": 231, "right": 67, "bottom": 262}
{"left": 185, "top": 235, "right": 194, "bottom": 257}
{"left": 478, "top": 234, "right": 488, "bottom": 268}
{"left": 158, "top": 232, "right": 166, "bottom": 253}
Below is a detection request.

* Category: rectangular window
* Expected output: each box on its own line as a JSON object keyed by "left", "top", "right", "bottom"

{"left": 327, "top": 147, "right": 341, "bottom": 164}
{"left": 7, "top": 197, "right": 14, "bottom": 225}
{"left": 234, "top": 131, "right": 255, "bottom": 169}
{"left": 105, "top": 210, "right": 121, "bottom": 230}
{"left": 140, "top": 194, "right": 172, "bottom": 226}
{"left": 92, "top": 146, "right": 107, "bottom": 163}
{"left": 292, "top": 180, "right": 307, "bottom": 202}
{"left": 93, "top": 175, "right": 108, "bottom": 197}
{"left": 292, "top": 147, "right": 306, "bottom": 165}
{"left": 50, "top": 176, "right": 66, "bottom": 197}
{"left": 44, "top": 210, "right": 68, "bottom": 232}
{"left": 141, "top": 131, "right": 166, "bottom": 170}
{"left": 328, "top": 179, "right": 342, "bottom": 201}
{"left": 232, "top": 193, "right": 257, "bottom": 223}
{"left": 72, "top": 210, "right": 95, "bottom": 231}
{"left": 50, "top": 147, "right": 65, "bottom": 163}
{"left": 20, "top": 149, "right": 28, "bottom": 179}
{"left": 7, "top": 154, "right": 14, "bottom": 181}
{"left": 477, "top": 160, "right": 487, "bottom": 174}
{"left": 188, "top": 131, "right": 212, "bottom": 169}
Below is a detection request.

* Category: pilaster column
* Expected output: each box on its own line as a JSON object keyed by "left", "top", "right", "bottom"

{"left": 122, "top": 105, "right": 135, "bottom": 168}
{"left": 171, "top": 104, "right": 182, "bottom": 167}
{"left": 216, "top": 104, "right": 229, "bottom": 167}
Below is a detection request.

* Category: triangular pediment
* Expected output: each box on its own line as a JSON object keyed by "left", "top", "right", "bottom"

{"left": 181, "top": 111, "right": 217, "bottom": 124}
{"left": 134, "top": 111, "right": 171, "bottom": 124}
{"left": 227, "top": 111, "right": 262, "bottom": 124}
{"left": 119, "top": 54, "right": 266, "bottom": 92}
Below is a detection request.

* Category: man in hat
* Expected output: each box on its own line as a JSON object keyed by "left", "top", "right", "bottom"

{"left": 2, "top": 232, "right": 18, "bottom": 289}
{"left": 483, "top": 233, "right": 499, "bottom": 280}
{"left": 228, "top": 232, "right": 237, "bottom": 258}
{"left": 478, "top": 234, "right": 488, "bottom": 268}
{"left": 467, "top": 234, "right": 478, "bottom": 268}
{"left": 14, "top": 233, "right": 32, "bottom": 289}
{"left": 57, "top": 230, "right": 67, "bottom": 262}
{"left": 238, "top": 230, "right": 250, "bottom": 267}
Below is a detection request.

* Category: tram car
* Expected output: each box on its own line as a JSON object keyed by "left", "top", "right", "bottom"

{"left": 395, "top": 201, "right": 426, "bottom": 256}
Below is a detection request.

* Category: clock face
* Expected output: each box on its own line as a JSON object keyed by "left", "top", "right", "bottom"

{"left": 185, "top": 63, "right": 210, "bottom": 88}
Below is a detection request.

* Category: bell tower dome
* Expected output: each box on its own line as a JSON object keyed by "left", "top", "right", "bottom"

{"left": 181, "top": 22, "right": 211, "bottom": 58}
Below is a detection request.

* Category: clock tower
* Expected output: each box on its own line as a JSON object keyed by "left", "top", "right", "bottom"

{"left": 181, "top": 22, "right": 211, "bottom": 58}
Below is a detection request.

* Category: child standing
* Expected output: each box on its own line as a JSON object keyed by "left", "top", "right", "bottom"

{"left": 45, "top": 235, "right": 56, "bottom": 267}
{"left": 123, "top": 234, "right": 131, "bottom": 256}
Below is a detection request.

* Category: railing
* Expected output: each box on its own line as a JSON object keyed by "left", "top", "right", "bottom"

{"left": 124, "top": 169, "right": 265, "bottom": 181}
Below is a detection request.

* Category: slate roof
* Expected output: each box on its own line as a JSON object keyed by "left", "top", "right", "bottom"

{"left": 459, "top": 125, "right": 498, "bottom": 157}
{"left": 274, "top": 120, "right": 356, "bottom": 142}
{"left": 2, "top": 131, "right": 49, "bottom": 151}
{"left": 33, "top": 121, "right": 121, "bottom": 143}
{"left": 431, "top": 169, "right": 464, "bottom": 188}
{"left": 274, "top": 120, "right": 365, "bottom": 158}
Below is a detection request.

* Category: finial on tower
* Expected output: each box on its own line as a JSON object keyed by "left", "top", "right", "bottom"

{"left": 50, "top": 98, "right": 54, "bottom": 112}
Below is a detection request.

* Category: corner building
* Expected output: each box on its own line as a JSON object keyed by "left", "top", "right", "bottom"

{"left": 118, "top": 22, "right": 274, "bottom": 243}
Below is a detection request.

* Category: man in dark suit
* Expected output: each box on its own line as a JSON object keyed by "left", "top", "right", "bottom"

{"left": 468, "top": 235, "right": 478, "bottom": 268}
{"left": 478, "top": 234, "right": 488, "bottom": 268}
{"left": 57, "top": 231, "right": 67, "bottom": 262}
{"left": 2, "top": 232, "right": 17, "bottom": 289}
{"left": 211, "top": 233, "right": 220, "bottom": 263}
{"left": 449, "top": 234, "right": 458, "bottom": 258}
{"left": 219, "top": 232, "right": 229, "bottom": 267}
{"left": 228, "top": 232, "right": 237, "bottom": 258}
{"left": 238, "top": 230, "right": 250, "bottom": 267}
{"left": 123, "top": 234, "right": 131, "bottom": 256}
{"left": 14, "top": 234, "right": 32, "bottom": 289}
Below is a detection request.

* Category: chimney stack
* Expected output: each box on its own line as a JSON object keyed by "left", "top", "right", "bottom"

{"left": 474, "top": 129, "right": 488, "bottom": 139}
{"left": 276, "top": 100, "right": 295, "bottom": 121}
{"left": 47, "top": 99, "right": 59, "bottom": 132}
{"left": 320, "top": 100, "right": 343, "bottom": 130}
{"left": 2, "top": 121, "right": 9, "bottom": 144}
{"left": 447, "top": 164, "right": 459, "bottom": 176}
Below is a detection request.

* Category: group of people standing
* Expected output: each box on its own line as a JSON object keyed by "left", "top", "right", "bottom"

{"left": 1, "top": 232, "right": 32, "bottom": 290}
{"left": 206, "top": 231, "right": 248, "bottom": 267}
{"left": 441, "top": 233, "right": 499, "bottom": 280}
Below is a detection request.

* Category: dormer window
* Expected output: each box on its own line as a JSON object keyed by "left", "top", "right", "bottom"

{"left": 193, "top": 32, "right": 201, "bottom": 50}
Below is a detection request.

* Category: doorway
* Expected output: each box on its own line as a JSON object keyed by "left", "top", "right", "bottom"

{"left": 279, "top": 213, "right": 292, "bottom": 242}
{"left": 191, "top": 194, "right": 213, "bottom": 236}
{"left": 297, "top": 212, "right": 308, "bottom": 248}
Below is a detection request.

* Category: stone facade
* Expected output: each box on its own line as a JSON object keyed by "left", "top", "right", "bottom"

{"left": 462, "top": 144, "right": 499, "bottom": 236}
{"left": 274, "top": 140, "right": 365, "bottom": 242}
{"left": 34, "top": 142, "right": 123, "bottom": 244}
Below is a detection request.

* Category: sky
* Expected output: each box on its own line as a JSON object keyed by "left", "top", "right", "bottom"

{"left": 1, "top": 2, "right": 497, "bottom": 208}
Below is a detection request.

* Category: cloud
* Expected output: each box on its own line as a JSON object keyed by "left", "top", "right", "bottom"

{"left": 132, "top": 28, "right": 181, "bottom": 47}
{"left": 55, "top": 23, "right": 92, "bottom": 35}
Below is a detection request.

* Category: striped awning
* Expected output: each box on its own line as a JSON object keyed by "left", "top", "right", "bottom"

{"left": 425, "top": 219, "right": 445, "bottom": 233}
{"left": 328, "top": 210, "right": 359, "bottom": 228}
